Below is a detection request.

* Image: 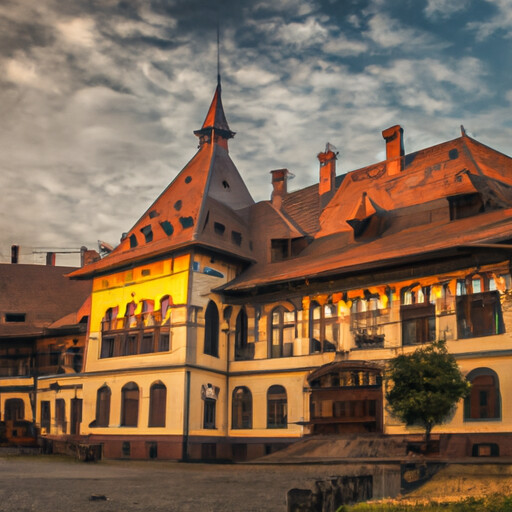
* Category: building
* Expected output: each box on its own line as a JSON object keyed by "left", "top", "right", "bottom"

{"left": 0, "top": 261, "right": 91, "bottom": 444}
{"left": 33, "top": 79, "right": 512, "bottom": 460}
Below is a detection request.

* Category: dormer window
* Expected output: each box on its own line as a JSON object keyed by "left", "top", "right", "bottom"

{"left": 140, "top": 225, "right": 153, "bottom": 243}
{"left": 448, "top": 193, "right": 484, "bottom": 220}
{"left": 5, "top": 313, "right": 25, "bottom": 323}
{"left": 270, "top": 237, "right": 308, "bottom": 262}
{"left": 214, "top": 222, "right": 225, "bottom": 236}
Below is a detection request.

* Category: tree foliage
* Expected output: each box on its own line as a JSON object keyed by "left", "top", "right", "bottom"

{"left": 385, "top": 340, "right": 470, "bottom": 442}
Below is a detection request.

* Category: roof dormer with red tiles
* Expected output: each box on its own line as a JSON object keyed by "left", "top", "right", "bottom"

{"left": 70, "top": 81, "right": 253, "bottom": 279}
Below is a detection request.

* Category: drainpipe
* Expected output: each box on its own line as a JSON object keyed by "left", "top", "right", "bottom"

{"left": 182, "top": 370, "right": 190, "bottom": 461}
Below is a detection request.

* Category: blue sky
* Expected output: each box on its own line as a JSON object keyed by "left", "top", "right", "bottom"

{"left": 1, "top": 0, "right": 511, "bottom": 264}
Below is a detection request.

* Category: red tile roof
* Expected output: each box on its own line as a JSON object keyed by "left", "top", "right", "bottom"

{"left": 0, "top": 264, "right": 91, "bottom": 337}
{"left": 221, "top": 135, "right": 512, "bottom": 293}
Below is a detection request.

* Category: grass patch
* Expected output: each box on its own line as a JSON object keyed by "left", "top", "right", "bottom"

{"left": 339, "top": 494, "right": 512, "bottom": 512}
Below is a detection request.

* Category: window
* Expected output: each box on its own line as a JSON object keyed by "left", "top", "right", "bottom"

{"left": 5, "top": 313, "right": 25, "bottom": 323}
{"left": 149, "top": 382, "right": 166, "bottom": 427}
{"left": 141, "top": 299, "right": 154, "bottom": 326}
{"left": 235, "top": 308, "right": 249, "bottom": 360}
{"left": 4, "top": 398, "right": 24, "bottom": 421}
{"left": 270, "top": 306, "right": 295, "bottom": 358}
{"left": 121, "top": 382, "right": 139, "bottom": 427}
{"left": 309, "top": 301, "right": 338, "bottom": 353}
{"left": 214, "top": 222, "right": 225, "bottom": 235}
{"left": 270, "top": 237, "right": 308, "bottom": 262}
{"left": 456, "top": 290, "right": 504, "bottom": 339}
{"left": 140, "top": 333, "right": 154, "bottom": 354}
{"left": 55, "top": 399, "right": 66, "bottom": 433}
{"left": 124, "top": 301, "right": 137, "bottom": 329}
{"left": 40, "top": 401, "right": 50, "bottom": 430}
{"left": 204, "top": 301, "right": 219, "bottom": 357}
{"left": 351, "top": 296, "right": 386, "bottom": 348}
{"left": 129, "top": 234, "right": 138, "bottom": 248}
{"left": 271, "top": 239, "right": 288, "bottom": 262}
{"left": 100, "top": 336, "right": 115, "bottom": 358}
{"left": 204, "top": 398, "right": 216, "bottom": 429}
{"left": 159, "top": 333, "right": 170, "bottom": 352}
{"left": 267, "top": 385, "right": 287, "bottom": 428}
{"left": 160, "top": 295, "right": 171, "bottom": 325}
{"left": 95, "top": 385, "right": 111, "bottom": 427}
{"left": 449, "top": 193, "right": 484, "bottom": 220}
{"left": 464, "top": 368, "right": 501, "bottom": 420}
{"left": 231, "top": 231, "right": 242, "bottom": 246}
{"left": 125, "top": 334, "right": 138, "bottom": 355}
{"left": 102, "top": 307, "right": 118, "bottom": 331}
{"left": 400, "top": 285, "right": 435, "bottom": 345}
{"left": 140, "top": 225, "right": 153, "bottom": 243}
{"left": 160, "top": 220, "right": 174, "bottom": 236}
{"left": 232, "top": 387, "right": 252, "bottom": 429}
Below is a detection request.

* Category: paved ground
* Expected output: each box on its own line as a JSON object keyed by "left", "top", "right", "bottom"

{"left": 0, "top": 455, "right": 374, "bottom": 512}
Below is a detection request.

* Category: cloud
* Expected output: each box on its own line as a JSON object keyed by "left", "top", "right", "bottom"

{"left": 253, "top": 0, "right": 316, "bottom": 16}
{"left": 424, "top": 0, "right": 469, "bottom": 18}
{"left": 5, "top": 56, "right": 38, "bottom": 86}
{"left": 0, "top": 0, "right": 511, "bottom": 263}
{"left": 364, "top": 12, "right": 444, "bottom": 50}
{"left": 56, "top": 17, "right": 96, "bottom": 47}
{"left": 323, "top": 34, "right": 368, "bottom": 56}
{"left": 467, "top": 0, "right": 512, "bottom": 40}
{"left": 256, "top": 16, "right": 329, "bottom": 49}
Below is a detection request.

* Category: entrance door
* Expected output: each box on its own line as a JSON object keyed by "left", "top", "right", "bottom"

{"left": 70, "top": 398, "right": 82, "bottom": 435}
{"left": 308, "top": 362, "right": 383, "bottom": 434}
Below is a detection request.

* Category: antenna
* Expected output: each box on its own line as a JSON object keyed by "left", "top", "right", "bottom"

{"left": 216, "top": 16, "right": 221, "bottom": 87}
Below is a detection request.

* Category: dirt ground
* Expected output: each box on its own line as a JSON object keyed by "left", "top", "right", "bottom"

{"left": 2, "top": 456, "right": 512, "bottom": 511}
{"left": 0, "top": 455, "right": 376, "bottom": 512}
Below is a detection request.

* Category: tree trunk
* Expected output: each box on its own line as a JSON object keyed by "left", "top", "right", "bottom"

{"left": 424, "top": 423, "right": 432, "bottom": 447}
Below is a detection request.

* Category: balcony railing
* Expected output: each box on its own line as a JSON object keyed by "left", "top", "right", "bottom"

{"left": 100, "top": 312, "right": 170, "bottom": 358}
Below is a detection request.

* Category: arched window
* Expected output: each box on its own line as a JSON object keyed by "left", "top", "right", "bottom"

{"left": 102, "top": 306, "right": 118, "bottom": 331}
{"left": 149, "top": 381, "right": 167, "bottom": 427}
{"left": 309, "top": 301, "right": 338, "bottom": 354}
{"left": 121, "top": 382, "right": 139, "bottom": 427}
{"left": 267, "top": 385, "right": 287, "bottom": 428}
{"left": 4, "top": 398, "right": 24, "bottom": 421}
{"left": 124, "top": 301, "right": 137, "bottom": 329}
{"left": 204, "top": 301, "right": 219, "bottom": 357}
{"left": 270, "top": 306, "right": 295, "bottom": 358}
{"left": 400, "top": 285, "right": 435, "bottom": 345}
{"left": 160, "top": 295, "right": 172, "bottom": 325}
{"left": 464, "top": 368, "right": 501, "bottom": 420}
{"left": 232, "top": 386, "right": 252, "bottom": 429}
{"left": 141, "top": 299, "right": 155, "bottom": 326}
{"left": 235, "top": 308, "right": 248, "bottom": 360}
{"left": 95, "top": 385, "right": 111, "bottom": 427}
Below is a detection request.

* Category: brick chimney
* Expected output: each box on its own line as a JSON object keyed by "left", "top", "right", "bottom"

{"left": 317, "top": 143, "right": 337, "bottom": 208}
{"left": 82, "top": 249, "right": 100, "bottom": 266}
{"left": 46, "top": 252, "right": 56, "bottom": 266}
{"left": 11, "top": 245, "right": 19, "bottom": 264}
{"left": 270, "top": 168, "right": 291, "bottom": 209}
{"left": 382, "top": 125, "right": 404, "bottom": 176}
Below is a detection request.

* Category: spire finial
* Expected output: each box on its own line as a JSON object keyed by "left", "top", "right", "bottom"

{"left": 216, "top": 15, "right": 221, "bottom": 87}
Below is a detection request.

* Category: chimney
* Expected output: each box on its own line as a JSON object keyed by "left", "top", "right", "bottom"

{"left": 46, "top": 252, "right": 56, "bottom": 266}
{"left": 11, "top": 245, "right": 19, "bottom": 264}
{"left": 270, "top": 168, "right": 290, "bottom": 209}
{"left": 382, "top": 125, "right": 404, "bottom": 175}
{"left": 317, "top": 143, "right": 338, "bottom": 208}
{"left": 82, "top": 249, "right": 101, "bottom": 266}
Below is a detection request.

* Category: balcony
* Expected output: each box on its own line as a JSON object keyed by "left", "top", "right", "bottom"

{"left": 100, "top": 311, "right": 170, "bottom": 358}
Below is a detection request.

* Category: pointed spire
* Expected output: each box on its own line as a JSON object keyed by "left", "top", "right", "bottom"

{"left": 194, "top": 81, "right": 235, "bottom": 145}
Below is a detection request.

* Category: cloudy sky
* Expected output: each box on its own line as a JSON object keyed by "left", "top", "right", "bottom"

{"left": 1, "top": 0, "right": 511, "bottom": 265}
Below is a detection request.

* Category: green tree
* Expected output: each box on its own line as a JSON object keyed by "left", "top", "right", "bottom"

{"left": 385, "top": 340, "right": 470, "bottom": 444}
